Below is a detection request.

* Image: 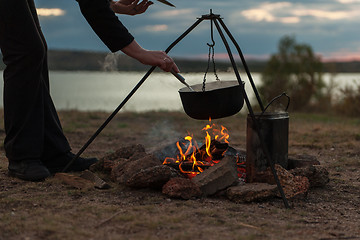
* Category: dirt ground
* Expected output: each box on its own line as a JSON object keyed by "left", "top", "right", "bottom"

{"left": 0, "top": 110, "right": 359, "bottom": 240}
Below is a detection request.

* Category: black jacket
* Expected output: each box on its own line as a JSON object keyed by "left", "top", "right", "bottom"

{"left": 76, "top": 0, "right": 134, "bottom": 52}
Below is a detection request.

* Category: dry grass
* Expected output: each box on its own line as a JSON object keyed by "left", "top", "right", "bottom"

{"left": 0, "top": 110, "right": 360, "bottom": 240}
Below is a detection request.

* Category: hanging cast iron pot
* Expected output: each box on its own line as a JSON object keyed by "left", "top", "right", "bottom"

{"left": 178, "top": 80, "right": 244, "bottom": 120}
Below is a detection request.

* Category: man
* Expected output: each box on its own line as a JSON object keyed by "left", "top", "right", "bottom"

{"left": 0, "top": 0, "right": 179, "bottom": 181}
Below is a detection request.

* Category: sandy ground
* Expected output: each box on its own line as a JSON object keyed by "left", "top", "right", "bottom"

{"left": 0, "top": 110, "right": 359, "bottom": 240}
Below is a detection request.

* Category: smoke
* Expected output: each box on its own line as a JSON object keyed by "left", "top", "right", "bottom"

{"left": 265, "top": 103, "right": 287, "bottom": 113}
{"left": 102, "top": 53, "right": 119, "bottom": 71}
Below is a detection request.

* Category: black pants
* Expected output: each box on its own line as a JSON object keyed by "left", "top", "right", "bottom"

{"left": 0, "top": 0, "right": 70, "bottom": 162}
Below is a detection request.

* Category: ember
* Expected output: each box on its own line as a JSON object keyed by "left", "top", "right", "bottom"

{"left": 163, "top": 119, "right": 246, "bottom": 179}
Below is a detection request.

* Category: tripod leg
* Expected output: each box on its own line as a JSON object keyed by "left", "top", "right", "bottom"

{"left": 212, "top": 18, "right": 290, "bottom": 209}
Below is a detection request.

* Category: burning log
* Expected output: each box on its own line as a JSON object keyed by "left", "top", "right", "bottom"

{"left": 195, "top": 140, "right": 229, "bottom": 161}
{"left": 165, "top": 162, "right": 212, "bottom": 172}
{"left": 162, "top": 120, "right": 233, "bottom": 179}
{"left": 163, "top": 139, "right": 231, "bottom": 178}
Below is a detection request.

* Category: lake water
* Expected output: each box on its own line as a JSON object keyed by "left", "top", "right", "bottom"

{"left": 0, "top": 71, "right": 359, "bottom": 112}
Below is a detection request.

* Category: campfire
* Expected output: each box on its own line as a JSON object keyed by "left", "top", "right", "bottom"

{"left": 76, "top": 118, "right": 329, "bottom": 203}
{"left": 162, "top": 119, "right": 246, "bottom": 180}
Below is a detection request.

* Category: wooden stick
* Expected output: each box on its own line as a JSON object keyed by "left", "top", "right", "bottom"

{"left": 237, "top": 221, "right": 261, "bottom": 230}
{"left": 95, "top": 211, "right": 123, "bottom": 228}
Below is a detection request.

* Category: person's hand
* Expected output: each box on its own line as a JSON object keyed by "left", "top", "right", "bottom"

{"left": 139, "top": 50, "right": 179, "bottom": 72}
{"left": 110, "top": 0, "right": 153, "bottom": 16}
{"left": 122, "top": 40, "right": 180, "bottom": 72}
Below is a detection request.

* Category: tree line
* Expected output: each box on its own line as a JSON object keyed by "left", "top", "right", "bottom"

{"left": 0, "top": 49, "right": 359, "bottom": 73}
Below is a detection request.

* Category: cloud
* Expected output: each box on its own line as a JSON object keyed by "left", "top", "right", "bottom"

{"left": 293, "top": 9, "right": 353, "bottom": 20}
{"left": 150, "top": 9, "right": 195, "bottom": 19}
{"left": 240, "top": 1, "right": 358, "bottom": 24}
{"left": 133, "top": 8, "right": 200, "bottom": 35}
{"left": 336, "top": 0, "right": 360, "bottom": 3}
{"left": 36, "top": 8, "right": 66, "bottom": 17}
{"left": 144, "top": 24, "right": 168, "bottom": 32}
{"left": 241, "top": 2, "right": 300, "bottom": 24}
{"left": 31, "top": 0, "right": 360, "bottom": 62}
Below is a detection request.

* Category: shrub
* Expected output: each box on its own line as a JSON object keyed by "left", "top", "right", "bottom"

{"left": 259, "top": 36, "right": 325, "bottom": 111}
{"left": 335, "top": 81, "right": 360, "bottom": 117}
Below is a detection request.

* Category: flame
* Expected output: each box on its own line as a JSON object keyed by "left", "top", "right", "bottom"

{"left": 205, "top": 131, "right": 212, "bottom": 158}
{"left": 163, "top": 119, "right": 234, "bottom": 179}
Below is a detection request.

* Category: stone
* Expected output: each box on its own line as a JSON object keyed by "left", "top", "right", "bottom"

{"left": 111, "top": 154, "right": 162, "bottom": 184}
{"left": 254, "top": 164, "right": 310, "bottom": 199}
{"left": 288, "top": 154, "right": 320, "bottom": 169}
{"left": 254, "top": 164, "right": 291, "bottom": 185}
{"left": 90, "top": 144, "right": 148, "bottom": 173}
{"left": 102, "top": 144, "right": 146, "bottom": 161}
{"left": 226, "top": 183, "right": 277, "bottom": 203}
{"left": 89, "top": 158, "right": 127, "bottom": 173}
{"left": 279, "top": 175, "right": 310, "bottom": 199}
{"left": 126, "top": 165, "right": 182, "bottom": 189}
{"left": 89, "top": 159, "right": 104, "bottom": 172}
{"left": 103, "top": 159, "right": 124, "bottom": 172}
{"left": 290, "top": 165, "right": 329, "bottom": 188}
{"left": 192, "top": 155, "right": 238, "bottom": 196}
{"left": 162, "top": 177, "right": 202, "bottom": 199}
{"left": 129, "top": 151, "right": 149, "bottom": 161}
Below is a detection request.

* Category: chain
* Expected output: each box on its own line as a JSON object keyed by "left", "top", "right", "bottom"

{"left": 211, "top": 46, "right": 220, "bottom": 81}
{"left": 202, "top": 19, "right": 220, "bottom": 92}
{"left": 202, "top": 45, "right": 212, "bottom": 92}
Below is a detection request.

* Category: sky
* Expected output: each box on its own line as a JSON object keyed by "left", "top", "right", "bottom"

{"left": 34, "top": 0, "right": 360, "bottom": 61}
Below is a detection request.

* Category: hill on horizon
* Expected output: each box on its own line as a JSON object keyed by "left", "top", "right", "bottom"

{"left": 1, "top": 49, "right": 360, "bottom": 73}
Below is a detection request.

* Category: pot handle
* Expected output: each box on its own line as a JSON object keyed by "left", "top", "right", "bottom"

{"left": 260, "top": 92, "right": 290, "bottom": 116}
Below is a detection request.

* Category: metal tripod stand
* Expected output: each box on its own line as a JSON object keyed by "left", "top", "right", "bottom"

{"left": 63, "top": 10, "right": 290, "bottom": 208}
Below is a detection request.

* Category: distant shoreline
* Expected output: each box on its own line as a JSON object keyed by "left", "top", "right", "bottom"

{"left": 1, "top": 49, "right": 360, "bottom": 73}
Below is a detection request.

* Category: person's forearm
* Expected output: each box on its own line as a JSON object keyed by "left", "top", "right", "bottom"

{"left": 121, "top": 40, "right": 147, "bottom": 60}
{"left": 76, "top": 0, "right": 134, "bottom": 52}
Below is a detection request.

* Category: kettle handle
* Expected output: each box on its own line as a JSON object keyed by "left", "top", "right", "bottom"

{"left": 260, "top": 92, "right": 290, "bottom": 117}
